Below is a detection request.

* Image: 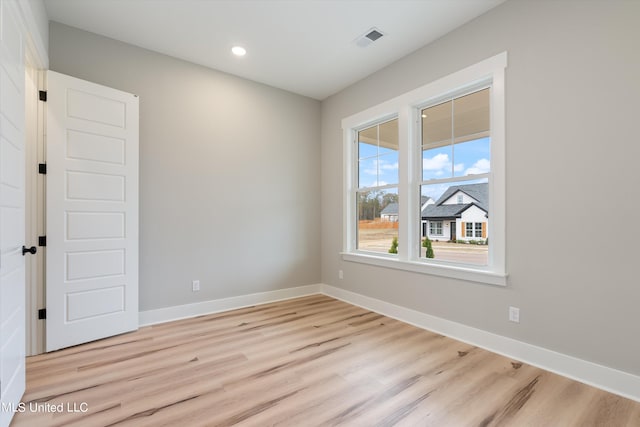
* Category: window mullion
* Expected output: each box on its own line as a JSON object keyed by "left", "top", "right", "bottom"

{"left": 489, "top": 68, "right": 506, "bottom": 272}
{"left": 450, "top": 97, "right": 455, "bottom": 177}
{"left": 344, "top": 128, "right": 356, "bottom": 252}
{"left": 397, "top": 106, "right": 411, "bottom": 261}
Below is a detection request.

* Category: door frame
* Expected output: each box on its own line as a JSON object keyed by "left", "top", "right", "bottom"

{"left": 23, "top": 19, "right": 48, "bottom": 355}
{"left": 24, "top": 61, "right": 46, "bottom": 356}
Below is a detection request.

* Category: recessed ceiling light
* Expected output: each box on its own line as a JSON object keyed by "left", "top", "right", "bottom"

{"left": 422, "top": 114, "right": 427, "bottom": 118}
{"left": 231, "top": 46, "right": 246, "bottom": 57}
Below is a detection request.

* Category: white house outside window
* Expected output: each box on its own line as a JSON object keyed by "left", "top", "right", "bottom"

{"left": 342, "top": 53, "right": 507, "bottom": 286}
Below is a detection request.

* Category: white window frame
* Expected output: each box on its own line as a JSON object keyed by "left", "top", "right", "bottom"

{"left": 342, "top": 52, "right": 507, "bottom": 286}
{"left": 429, "top": 220, "right": 443, "bottom": 236}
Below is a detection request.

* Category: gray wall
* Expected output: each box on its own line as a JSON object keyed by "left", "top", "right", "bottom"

{"left": 321, "top": 0, "right": 640, "bottom": 375}
{"left": 50, "top": 22, "right": 321, "bottom": 311}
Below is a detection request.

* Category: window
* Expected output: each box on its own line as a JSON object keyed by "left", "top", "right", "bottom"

{"left": 475, "top": 223, "right": 483, "bottom": 238}
{"left": 466, "top": 222, "right": 474, "bottom": 238}
{"left": 464, "top": 222, "right": 484, "bottom": 239}
{"left": 342, "top": 53, "right": 507, "bottom": 286}
{"left": 420, "top": 87, "right": 490, "bottom": 265}
{"left": 355, "top": 118, "right": 398, "bottom": 254}
{"left": 429, "top": 221, "right": 443, "bottom": 236}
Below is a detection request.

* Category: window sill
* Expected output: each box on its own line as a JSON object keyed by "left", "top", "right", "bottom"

{"left": 341, "top": 252, "right": 507, "bottom": 286}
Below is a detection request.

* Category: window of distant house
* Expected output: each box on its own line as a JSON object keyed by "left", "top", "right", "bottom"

{"left": 429, "top": 221, "right": 443, "bottom": 236}
{"left": 465, "top": 222, "right": 474, "bottom": 238}
{"left": 475, "top": 223, "right": 483, "bottom": 238}
{"left": 463, "top": 222, "right": 484, "bottom": 239}
{"left": 342, "top": 53, "right": 507, "bottom": 286}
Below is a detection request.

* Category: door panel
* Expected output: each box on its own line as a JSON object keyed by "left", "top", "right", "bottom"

{"left": 46, "top": 71, "right": 139, "bottom": 352}
{"left": 0, "top": 0, "right": 26, "bottom": 424}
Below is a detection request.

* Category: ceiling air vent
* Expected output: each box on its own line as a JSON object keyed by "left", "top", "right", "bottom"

{"left": 355, "top": 27, "right": 385, "bottom": 48}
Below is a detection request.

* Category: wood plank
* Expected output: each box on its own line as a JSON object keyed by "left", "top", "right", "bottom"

{"left": 12, "top": 295, "right": 640, "bottom": 426}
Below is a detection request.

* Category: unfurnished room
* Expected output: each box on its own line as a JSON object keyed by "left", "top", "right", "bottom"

{"left": 0, "top": 0, "right": 639, "bottom": 426}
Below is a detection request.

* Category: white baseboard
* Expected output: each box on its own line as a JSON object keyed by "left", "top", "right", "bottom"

{"left": 138, "top": 284, "right": 322, "bottom": 327}
{"left": 320, "top": 284, "right": 640, "bottom": 403}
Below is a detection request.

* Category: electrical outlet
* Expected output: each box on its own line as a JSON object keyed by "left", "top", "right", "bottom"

{"left": 509, "top": 306, "right": 520, "bottom": 323}
{"left": 192, "top": 280, "right": 200, "bottom": 292}
{"left": 338, "top": 270, "right": 344, "bottom": 280}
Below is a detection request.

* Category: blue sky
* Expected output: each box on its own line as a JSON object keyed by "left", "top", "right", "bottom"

{"left": 358, "top": 136, "right": 490, "bottom": 200}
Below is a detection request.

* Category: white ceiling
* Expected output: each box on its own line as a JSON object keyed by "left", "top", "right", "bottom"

{"left": 44, "top": 0, "right": 505, "bottom": 100}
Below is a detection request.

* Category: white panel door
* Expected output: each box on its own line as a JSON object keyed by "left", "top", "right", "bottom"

{"left": 0, "top": 0, "right": 26, "bottom": 425}
{"left": 46, "top": 71, "right": 139, "bottom": 352}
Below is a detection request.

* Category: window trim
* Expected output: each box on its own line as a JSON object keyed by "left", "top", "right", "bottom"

{"left": 342, "top": 52, "right": 507, "bottom": 286}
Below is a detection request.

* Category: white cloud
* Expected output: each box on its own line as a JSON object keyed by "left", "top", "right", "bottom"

{"left": 465, "top": 158, "right": 490, "bottom": 175}
{"left": 422, "top": 153, "right": 465, "bottom": 175}
{"left": 421, "top": 183, "right": 450, "bottom": 201}
{"left": 362, "top": 159, "right": 398, "bottom": 175}
{"left": 422, "top": 153, "right": 451, "bottom": 171}
{"left": 362, "top": 160, "right": 377, "bottom": 175}
{"left": 363, "top": 167, "right": 377, "bottom": 175}
{"left": 380, "top": 162, "right": 398, "bottom": 171}
{"left": 364, "top": 180, "right": 388, "bottom": 187}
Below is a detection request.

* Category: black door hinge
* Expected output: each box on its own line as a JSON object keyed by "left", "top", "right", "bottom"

{"left": 39, "top": 90, "right": 47, "bottom": 102}
{"left": 39, "top": 163, "right": 47, "bottom": 174}
{"left": 38, "top": 236, "right": 46, "bottom": 247}
{"left": 38, "top": 309, "right": 46, "bottom": 320}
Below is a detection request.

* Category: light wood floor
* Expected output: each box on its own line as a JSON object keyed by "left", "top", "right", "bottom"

{"left": 13, "top": 295, "right": 640, "bottom": 426}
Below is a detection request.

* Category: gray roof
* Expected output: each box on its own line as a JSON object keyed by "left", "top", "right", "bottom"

{"left": 418, "top": 197, "right": 433, "bottom": 215}
{"left": 383, "top": 197, "right": 432, "bottom": 216}
{"left": 435, "top": 183, "right": 488, "bottom": 211}
{"left": 422, "top": 203, "right": 478, "bottom": 219}
{"left": 422, "top": 183, "right": 488, "bottom": 220}
{"left": 381, "top": 202, "right": 398, "bottom": 215}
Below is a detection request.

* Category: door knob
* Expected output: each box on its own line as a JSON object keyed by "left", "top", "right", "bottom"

{"left": 22, "top": 246, "right": 37, "bottom": 256}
